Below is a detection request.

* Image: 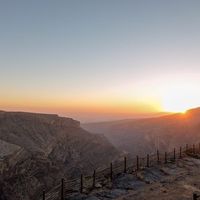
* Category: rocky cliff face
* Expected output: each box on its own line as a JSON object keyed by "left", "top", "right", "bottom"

{"left": 0, "top": 111, "right": 119, "bottom": 200}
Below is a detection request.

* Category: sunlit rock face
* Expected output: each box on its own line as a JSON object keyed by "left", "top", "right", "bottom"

{"left": 82, "top": 107, "right": 200, "bottom": 156}
{"left": 0, "top": 111, "right": 119, "bottom": 200}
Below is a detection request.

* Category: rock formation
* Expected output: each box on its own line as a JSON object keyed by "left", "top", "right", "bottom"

{"left": 0, "top": 111, "right": 119, "bottom": 200}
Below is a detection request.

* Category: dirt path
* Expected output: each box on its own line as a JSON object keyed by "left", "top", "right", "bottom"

{"left": 69, "top": 156, "right": 200, "bottom": 200}
{"left": 115, "top": 157, "right": 200, "bottom": 200}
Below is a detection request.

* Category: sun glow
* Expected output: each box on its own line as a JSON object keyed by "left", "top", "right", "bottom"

{"left": 160, "top": 81, "right": 200, "bottom": 114}
{"left": 164, "top": 105, "right": 189, "bottom": 114}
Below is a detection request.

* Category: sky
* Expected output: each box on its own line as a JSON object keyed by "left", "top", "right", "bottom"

{"left": 0, "top": 0, "right": 200, "bottom": 122}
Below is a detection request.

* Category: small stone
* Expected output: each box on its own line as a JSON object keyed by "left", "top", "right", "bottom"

{"left": 95, "top": 183, "right": 102, "bottom": 188}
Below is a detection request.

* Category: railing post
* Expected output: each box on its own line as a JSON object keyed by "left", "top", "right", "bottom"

{"left": 136, "top": 155, "right": 139, "bottom": 171}
{"left": 124, "top": 157, "right": 127, "bottom": 173}
{"left": 93, "top": 170, "right": 96, "bottom": 188}
{"left": 157, "top": 150, "right": 160, "bottom": 164}
{"left": 43, "top": 190, "right": 45, "bottom": 200}
{"left": 179, "top": 146, "right": 182, "bottom": 158}
{"left": 186, "top": 144, "right": 188, "bottom": 152}
{"left": 61, "top": 178, "right": 64, "bottom": 200}
{"left": 80, "top": 174, "right": 83, "bottom": 193}
{"left": 193, "top": 144, "right": 196, "bottom": 154}
{"left": 165, "top": 152, "right": 167, "bottom": 164}
{"left": 147, "top": 154, "right": 150, "bottom": 168}
{"left": 110, "top": 162, "right": 113, "bottom": 181}
{"left": 173, "top": 148, "right": 176, "bottom": 161}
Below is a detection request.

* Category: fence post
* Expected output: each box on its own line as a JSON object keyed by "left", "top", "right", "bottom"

{"left": 147, "top": 154, "right": 150, "bottom": 168}
{"left": 157, "top": 150, "right": 160, "bottom": 164}
{"left": 93, "top": 170, "right": 96, "bottom": 188}
{"left": 80, "top": 174, "right": 83, "bottom": 193}
{"left": 43, "top": 190, "right": 45, "bottom": 200}
{"left": 110, "top": 163, "right": 113, "bottom": 181}
{"left": 124, "top": 157, "right": 127, "bottom": 173}
{"left": 61, "top": 178, "right": 64, "bottom": 200}
{"left": 179, "top": 146, "right": 182, "bottom": 158}
{"left": 165, "top": 152, "right": 167, "bottom": 164}
{"left": 186, "top": 144, "right": 188, "bottom": 152}
{"left": 193, "top": 144, "right": 196, "bottom": 154}
{"left": 136, "top": 156, "right": 139, "bottom": 171}
{"left": 174, "top": 148, "right": 176, "bottom": 161}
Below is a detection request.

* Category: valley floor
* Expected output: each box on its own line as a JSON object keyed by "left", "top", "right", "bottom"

{"left": 69, "top": 155, "right": 200, "bottom": 200}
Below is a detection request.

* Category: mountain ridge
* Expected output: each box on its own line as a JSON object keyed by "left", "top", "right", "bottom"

{"left": 82, "top": 107, "right": 200, "bottom": 156}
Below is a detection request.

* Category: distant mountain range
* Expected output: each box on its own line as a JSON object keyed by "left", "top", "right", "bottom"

{"left": 1, "top": 107, "right": 200, "bottom": 199}
{"left": 82, "top": 107, "right": 200, "bottom": 156}
{"left": 0, "top": 111, "right": 119, "bottom": 200}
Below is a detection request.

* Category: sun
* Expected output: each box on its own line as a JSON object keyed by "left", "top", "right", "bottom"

{"left": 160, "top": 85, "right": 199, "bottom": 114}
{"left": 162, "top": 101, "right": 188, "bottom": 113}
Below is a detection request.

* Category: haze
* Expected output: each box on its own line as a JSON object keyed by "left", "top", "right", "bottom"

{"left": 1, "top": 0, "right": 200, "bottom": 122}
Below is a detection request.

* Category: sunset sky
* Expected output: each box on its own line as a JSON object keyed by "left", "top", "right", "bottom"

{"left": 1, "top": 0, "right": 200, "bottom": 122}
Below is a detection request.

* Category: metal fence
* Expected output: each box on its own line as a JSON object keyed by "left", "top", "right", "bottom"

{"left": 41, "top": 143, "right": 200, "bottom": 200}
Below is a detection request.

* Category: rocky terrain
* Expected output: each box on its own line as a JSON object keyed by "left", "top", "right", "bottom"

{"left": 68, "top": 152, "right": 200, "bottom": 200}
{"left": 1, "top": 109, "right": 200, "bottom": 200}
{"left": 0, "top": 111, "right": 119, "bottom": 200}
{"left": 82, "top": 107, "right": 200, "bottom": 156}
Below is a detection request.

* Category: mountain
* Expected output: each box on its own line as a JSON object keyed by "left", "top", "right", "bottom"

{"left": 82, "top": 107, "right": 200, "bottom": 156}
{"left": 0, "top": 111, "right": 119, "bottom": 200}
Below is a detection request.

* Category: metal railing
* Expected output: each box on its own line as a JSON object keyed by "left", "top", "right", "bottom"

{"left": 41, "top": 143, "right": 200, "bottom": 200}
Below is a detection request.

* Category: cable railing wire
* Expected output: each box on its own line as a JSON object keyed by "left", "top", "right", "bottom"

{"left": 40, "top": 142, "right": 200, "bottom": 200}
